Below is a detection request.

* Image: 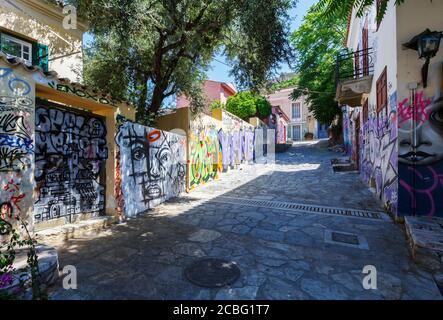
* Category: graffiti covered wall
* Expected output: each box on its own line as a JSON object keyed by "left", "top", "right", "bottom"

{"left": 189, "top": 111, "right": 260, "bottom": 189}
{"left": 0, "top": 66, "right": 35, "bottom": 231}
{"left": 34, "top": 104, "right": 108, "bottom": 222}
{"left": 189, "top": 127, "right": 222, "bottom": 189}
{"left": 397, "top": 91, "right": 443, "bottom": 217}
{"left": 359, "top": 97, "right": 398, "bottom": 214}
{"left": 116, "top": 121, "right": 186, "bottom": 217}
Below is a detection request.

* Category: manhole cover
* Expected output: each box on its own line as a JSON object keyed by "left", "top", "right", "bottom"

{"left": 184, "top": 258, "right": 240, "bottom": 288}
{"left": 331, "top": 232, "right": 360, "bottom": 245}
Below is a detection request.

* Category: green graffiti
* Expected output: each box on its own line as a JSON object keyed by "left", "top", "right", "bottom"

{"left": 189, "top": 129, "right": 222, "bottom": 189}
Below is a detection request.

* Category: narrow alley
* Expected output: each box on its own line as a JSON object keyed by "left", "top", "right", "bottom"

{"left": 47, "top": 141, "right": 442, "bottom": 300}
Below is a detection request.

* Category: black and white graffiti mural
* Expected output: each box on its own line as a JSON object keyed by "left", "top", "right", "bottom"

{"left": 116, "top": 121, "right": 186, "bottom": 217}
{"left": 34, "top": 104, "right": 108, "bottom": 222}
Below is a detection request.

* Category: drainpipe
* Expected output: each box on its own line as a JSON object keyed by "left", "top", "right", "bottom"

{"left": 407, "top": 82, "right": 418, "bottom": 216}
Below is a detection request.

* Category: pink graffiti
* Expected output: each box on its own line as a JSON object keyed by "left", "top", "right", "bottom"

{"left": 399, "top": 166, "right": 443, "bottom": 217}
{"left": 398, "top": 91, "right": 432, "bottom": 125}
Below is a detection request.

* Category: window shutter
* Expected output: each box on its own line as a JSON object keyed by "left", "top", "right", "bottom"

{"left": 32, "top": 43, "right": 49, "bottom": 72}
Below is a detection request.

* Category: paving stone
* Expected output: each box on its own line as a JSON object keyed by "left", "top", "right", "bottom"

{"left": 231, "top": 225, "right": 251, "bottom": 235}
{"left": 188, "top": 229, "right": 222, "bottom": 243}
{"left": 250, "top": 228, "right": 285, "bottom": 242}
{"left": 172, "top": 243, "right": 206, "bottom": 257}
{"left": 260, "top": 277, "right": 309, "bottom": 299}
{"left": 258, "top": 258, "right": 287, "bottom": 267}
{"left": 215, "top": 286, "right": 259, "bottom": 300}
{"left": 44, "top": 142, "right": 443, "bottom": 300}
{"left": 300, "top": 278, "right": 349, "bottom": 300}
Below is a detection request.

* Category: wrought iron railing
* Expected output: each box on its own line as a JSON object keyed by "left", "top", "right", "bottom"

{"left": 335, "top": 47, "right": 375, "bottom": 87}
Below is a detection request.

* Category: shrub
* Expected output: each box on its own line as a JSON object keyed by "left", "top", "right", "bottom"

{"left": 226, "top": 92, "right": 271, "bottom": 120}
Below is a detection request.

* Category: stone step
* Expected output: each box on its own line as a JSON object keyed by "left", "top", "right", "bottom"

{"left": 35, "top": 216, "right": 117, "bottom": 243}
{"left": 405, "top": 216, "right": 443, "bottom": 274}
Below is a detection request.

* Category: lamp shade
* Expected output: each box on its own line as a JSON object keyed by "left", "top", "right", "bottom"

{"left": 417, "top": 32, "right": 442, "bottom": 59}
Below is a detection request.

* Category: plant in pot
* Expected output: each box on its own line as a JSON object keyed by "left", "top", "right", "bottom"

{"left": 304, "top": 132, "right": 314, "bottom": 140}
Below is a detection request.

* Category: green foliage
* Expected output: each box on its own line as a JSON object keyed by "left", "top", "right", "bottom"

{"left": 226, "top": 91, "right": 271, "bottom": 120}
{"left": 0, "top": 217, "right": 46, "bottom": 300}
{"left": 226, "top": 92, "right": 257, "bottom": 120}
{"left": 290, "top": 6, "right": 348, "bottom": 125}
{"left": 270, "top": 75, "right": 299, "bottom": 91}
{"left": 314, "top": 0, "right": 405, "bottom": 25}
{"left": 210, "top": 100, "right": 224, "bottom": 110}
{"left": 67, "top": 0, "right": 295, "bottom": 124}
{"left": 255, "top": 96, "right": 272, "bottom": 119}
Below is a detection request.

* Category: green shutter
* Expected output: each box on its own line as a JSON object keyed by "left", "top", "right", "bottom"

{"left": 32, "top": 43, "right": 49, "bottom": 72}
{"left": 37, "top": 43, "right": 49, "bottom": 72}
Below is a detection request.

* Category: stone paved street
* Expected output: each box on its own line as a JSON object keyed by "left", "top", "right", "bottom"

{"left": 47, "top": 141, "right": 442, "bottom": 300}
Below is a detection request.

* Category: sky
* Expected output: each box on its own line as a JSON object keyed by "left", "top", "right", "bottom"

{"left": 206, "top": 0, "right": 318, "bottom": 85}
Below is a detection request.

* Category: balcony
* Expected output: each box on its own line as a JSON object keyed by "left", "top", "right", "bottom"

{"left": 335, "top": 48, "right": 374, "bottom": 107}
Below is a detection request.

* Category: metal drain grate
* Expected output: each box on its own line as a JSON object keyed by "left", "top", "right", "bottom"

{"left": 324, "top": 230, "right": 369, "bottom": 250}
{"left": 331, "top": 232, "right": 359, "bottom": 245}
{"left": 208, "top": 196, "right": 385, "bottom": 220}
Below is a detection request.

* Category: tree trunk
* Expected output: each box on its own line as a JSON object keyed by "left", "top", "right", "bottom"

{"left": 136, "top": 77, "right": 149, "bottom": 124}
{"left": 149, "top": 83, "right": 166, "bottom": 116}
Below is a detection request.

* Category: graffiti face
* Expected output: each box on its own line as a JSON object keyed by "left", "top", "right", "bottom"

{"left": 399, "top": 95, "right": 443, "bottom": 166}
{"left": 129, "top": 130, "right": 172, "bottom": 202}
{"left": 116, "top": 122, "right": 186, "bottom": 216}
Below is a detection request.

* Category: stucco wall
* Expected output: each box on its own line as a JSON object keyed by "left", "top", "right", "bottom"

{"left": 395, "top": 0, "right": 443, "bottom": 217}
{"left": 177, "top": 80, "right": 236, "bottom": 114}
{"left": 266, "top": 88, "right": 316, "bottom": 140}
{"left": 346, "top": 1, "right": 399, "bottom": 214}
{"left": 0, "top": 0, "right": 84, "bottom": 82}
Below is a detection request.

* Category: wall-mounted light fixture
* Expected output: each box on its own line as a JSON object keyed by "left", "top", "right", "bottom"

{"left": 403, "top": 29, "right": 443, "bottom": 88}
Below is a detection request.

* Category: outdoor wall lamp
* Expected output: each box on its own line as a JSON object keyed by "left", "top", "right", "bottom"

{"left": 403, "top": 29, "right": 443, "bottom": 88}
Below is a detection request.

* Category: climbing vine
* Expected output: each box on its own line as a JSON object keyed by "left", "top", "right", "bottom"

{"left": 0, "top": 216, "right": 46, "bottom": 300}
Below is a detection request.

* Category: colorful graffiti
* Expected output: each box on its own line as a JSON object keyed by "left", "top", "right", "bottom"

{"left": 34, "top": 105, "right": 108, "bottom": 221}
{"left": 398, "top": 91, "right": 443, "bottom": 217}
{"left": 0, "top": 67, "right": 34, "bottom": 230}
{"left": 189, "top": 128, "right": 222, "bottom": 189}
{"left": 359, "top": 93, "right": 398, "bottom": 214}
{"left": 116, "top": 121, "right": 186, "bottom": 216}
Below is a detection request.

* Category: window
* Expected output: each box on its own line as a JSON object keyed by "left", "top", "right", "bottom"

{"left": 376, "top": 67, "right": 387, "bottom": 114}
{"left": 362, "top": 19, "right": 369, "bottom": 76}
{"left": 0, "top": 31, "right": 49, "bottom": 72}
{"left": 0, "top": 33, "right": 32, "bottom": 65}
{"left": 292, "top": 102, "right": 301, "bottom": 120}
{"left": 292, "top": 125, "right": 301, "bottom": 141}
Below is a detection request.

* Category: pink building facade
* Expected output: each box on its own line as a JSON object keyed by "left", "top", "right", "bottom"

{"left": 177, "top": 80, "right": 237, "bottom": 114}
{"left": 266, "top": 88, "right": 320, "bottom": 141}
{"left": 269, "top": 106, "right": 289, "bottom": 143}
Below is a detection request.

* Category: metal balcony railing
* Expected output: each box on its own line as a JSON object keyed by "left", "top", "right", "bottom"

{"left": 335, "top": 47, "right": 375, "bottom": 87}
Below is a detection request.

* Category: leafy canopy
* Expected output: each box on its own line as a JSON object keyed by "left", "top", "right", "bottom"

{"left": 226, "top": 91, "right": 272, "bottom": 120}
{"left": 62, "top": 0, "right": 295, "bottom": 124}
{"left": 314, "top": 0, "right": 405, "bottom": 25}
{"left": 290, "top": 5, "right": 349, "bottom": 125}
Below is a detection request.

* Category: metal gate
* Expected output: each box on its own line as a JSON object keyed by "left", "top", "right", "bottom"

{"left": 34, "top": 100, "right": 108, "bottom": 223}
